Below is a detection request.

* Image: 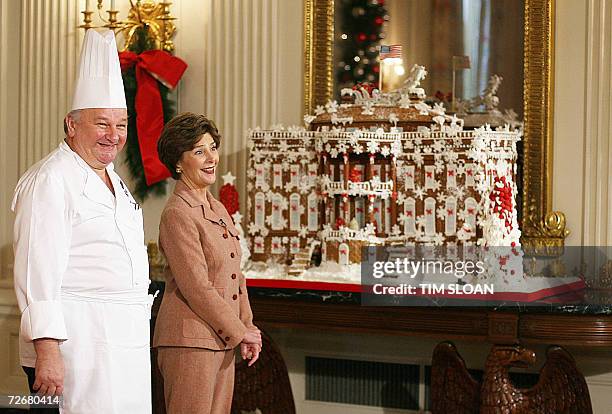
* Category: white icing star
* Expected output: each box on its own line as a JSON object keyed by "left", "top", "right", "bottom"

{"left": 232, "top": 211, "right": 243, "bottom": 224}
{"left": 222, "top": 171, "right": 236, "bottom": 185}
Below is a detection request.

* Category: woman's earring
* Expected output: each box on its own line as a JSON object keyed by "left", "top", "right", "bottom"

{"left": 176, "top": 167, "right": 182, "bottom": 174}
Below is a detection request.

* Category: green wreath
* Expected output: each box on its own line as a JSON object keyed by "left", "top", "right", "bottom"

{"left": 122, "top": 26, "right": 175, "bottom": 201}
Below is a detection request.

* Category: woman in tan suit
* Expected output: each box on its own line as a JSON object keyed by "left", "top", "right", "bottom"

{"left": 154, "top": 113, "right": 262, "bottom": 414}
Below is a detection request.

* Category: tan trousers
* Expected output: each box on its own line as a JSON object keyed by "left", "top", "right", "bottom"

{"left": 158, "top": 347, "right": 235, "bottom": 414}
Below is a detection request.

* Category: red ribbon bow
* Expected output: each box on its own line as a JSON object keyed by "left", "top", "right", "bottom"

{"left": 119, "top": 50, "right": 188, "bottom": 185}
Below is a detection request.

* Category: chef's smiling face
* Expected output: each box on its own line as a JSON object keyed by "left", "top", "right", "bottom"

{"left": 65, "top": 108, "right": 128, "bottom": 170}
{"left": 177, "top": 133, "right": 219, "bottom": 190}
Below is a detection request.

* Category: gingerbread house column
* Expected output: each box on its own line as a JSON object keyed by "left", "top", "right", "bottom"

{"left": 318, "top": 151, "right": 326, "bottom": 227}
{"left": 343, "top": 153, "right": 350, "bottom": 223}
{"left": 366, "top": 154, "right": 375, "bottom": 227}
{"left": 391, "top": 155, "right": 398, "bottom": 229}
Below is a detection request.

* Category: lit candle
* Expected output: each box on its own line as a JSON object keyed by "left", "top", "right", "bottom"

{"left": 110, "top": 0, "right": 116, "bottom": 11}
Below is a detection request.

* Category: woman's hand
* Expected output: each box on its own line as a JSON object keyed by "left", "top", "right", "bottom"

{"left": 240, "top": 342, "right": 261, "bottom": 366}
{"left": 242, "top": 327, "right": 262, "bottom": 346}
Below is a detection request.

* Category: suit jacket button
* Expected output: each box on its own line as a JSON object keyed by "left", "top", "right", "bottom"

{"left": 218, "top": 329, "right": 223, "bottom": 334}
{"left": 225, "top": 336, "right": 230, "bottom": 342}
{"left": 230, "top": 252, "right": 235, "bottom": 258}
{"left": 231, "top": 273, "right": 237, "bottom": 279}
{"left": 232, "top": 294, "right": 238, "bottom": 300}
{"left": 223, "top": 233, "right": 228, "bottom": 239}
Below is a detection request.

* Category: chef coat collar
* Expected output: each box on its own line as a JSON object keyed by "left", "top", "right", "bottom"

{"left": 60, "top": 140, "right": 117, "bottom": 209}
{"left": 174, "top": 180, "right": 237, "bottom": 233}
{"left": 59, "top": 140, "right": 116, "bottom": 174}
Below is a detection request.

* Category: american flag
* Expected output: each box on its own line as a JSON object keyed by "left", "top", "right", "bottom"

{"left": 380, "top": 44, "right": 402, "bottom": 60}
{"left": 452, "top": 55, "right": 471, "bottom": 69}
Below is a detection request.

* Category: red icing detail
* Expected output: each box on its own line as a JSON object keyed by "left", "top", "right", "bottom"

{"left": 349, "top": 168, "right": 362, "bottom": 182}
{"left": 335, "top": 217, "right": 345, "bottom": 229}
{"left": 489, "top": 176, "right": 514, "bottom": 232}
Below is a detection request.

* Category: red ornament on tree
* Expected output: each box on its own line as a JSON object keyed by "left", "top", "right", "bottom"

{"left": 357, "top": 33, "right": 367, "bottom": 42}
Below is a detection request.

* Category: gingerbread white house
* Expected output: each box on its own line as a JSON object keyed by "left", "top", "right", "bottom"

{"left": 246, "top": 68, "right": 521, "bottom": 270}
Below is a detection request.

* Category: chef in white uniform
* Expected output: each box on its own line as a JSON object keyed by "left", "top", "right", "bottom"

{"left": 12, "top": 30, "right": 152, "bottom": 413}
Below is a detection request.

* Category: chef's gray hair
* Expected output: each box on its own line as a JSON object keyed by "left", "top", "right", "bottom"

{"left": 63, "top": 110, "right": 82, "bottom": 135}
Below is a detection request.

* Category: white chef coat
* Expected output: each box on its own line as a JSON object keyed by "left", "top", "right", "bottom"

{"left": 12, "top": 140, "right": 152, "bottom": 414}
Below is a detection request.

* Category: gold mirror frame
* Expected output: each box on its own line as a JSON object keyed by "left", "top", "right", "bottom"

{"left": 303, "top": 0, "right": 568, "bottom": 255}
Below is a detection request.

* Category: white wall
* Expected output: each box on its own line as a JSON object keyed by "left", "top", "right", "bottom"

{"left": 553, "top": 0, "right": 612, "bottom": 246}
{"left": 116, "top": 0, "right": 304, "bottom": 243}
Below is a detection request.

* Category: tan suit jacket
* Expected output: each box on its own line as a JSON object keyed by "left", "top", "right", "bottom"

{"left": 153, "top": 181, "right": 254, "bottom": 351}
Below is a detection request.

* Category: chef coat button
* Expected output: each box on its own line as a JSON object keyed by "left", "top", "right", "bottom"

{"left": 218, "top": 329, "right": 223, "bottom": 334}
{"left": 225, "top": 336, "right": 230, "bottom": 342}
{"left": 232, "top": 294, "right": 238, "bottom": 300}
{"left": 230, "top": 252, "right": 235, "bottom": 258}
{"left": 223, "top": 233, "right": 228, "bottom": 239}
{"left": 231, "top": 273, "right": 237, "bottom": 279}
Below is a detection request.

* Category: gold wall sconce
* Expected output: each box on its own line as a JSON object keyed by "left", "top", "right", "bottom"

{"left": 78, "top": 0, "right": 177, "bottom": 53}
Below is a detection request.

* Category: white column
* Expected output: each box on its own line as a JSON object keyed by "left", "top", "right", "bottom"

{"left": 582, "top": 0, "right": 612, "bottom": 246}
{"left": 203, "top": 0, "right": 280, "bottom": 209}
{"left": 0, "top": 0, "right": 81, "bottom": 281}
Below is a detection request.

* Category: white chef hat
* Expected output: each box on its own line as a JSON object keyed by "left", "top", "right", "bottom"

{"left": 71, "top": 29, "right": 126, "bottom": 111}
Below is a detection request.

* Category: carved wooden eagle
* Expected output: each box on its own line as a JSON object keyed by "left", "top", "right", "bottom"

{"left": 431, "top": 342, "right": 592, "bottom": 414}
{"left": 232, "top": 330, "right": 296, "bottom": 414}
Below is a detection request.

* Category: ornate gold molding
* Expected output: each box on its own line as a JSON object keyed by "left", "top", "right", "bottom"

{"left": 521, "top": 0, "right": 569, "bottom": 255}
{"left": 303, "top": 0, "right": 334, "bottom": 115}
{"left": 303, "top": 0, "right": 568, "bottom": 254}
